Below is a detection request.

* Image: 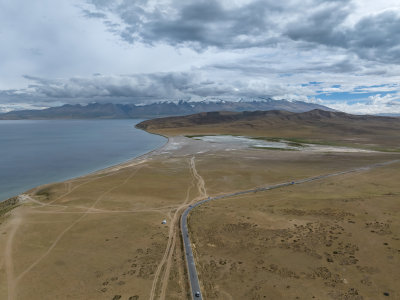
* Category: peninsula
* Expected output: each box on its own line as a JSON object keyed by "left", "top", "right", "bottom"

{"left": 1, "top": 110, "right": 399, "bottom": 299}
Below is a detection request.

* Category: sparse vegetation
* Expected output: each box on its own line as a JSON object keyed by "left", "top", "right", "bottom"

{"left": 0, "top": 197, "right": 19, "bottom": 219}
{"left": 190, "top": 162, "right": 400, "bottom": 299}
{"left": 251, "top": 146, "right": 297, "bottom": 151}
{"left": 139, "top": 109, "right": 400, "bottom": 150}
{"left": 1, "top": 110, "right": 399, "bottom": 299}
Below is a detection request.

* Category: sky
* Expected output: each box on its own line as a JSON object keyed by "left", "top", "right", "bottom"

{"left": 0, "top": 0, "right": 400, "bottom": 114}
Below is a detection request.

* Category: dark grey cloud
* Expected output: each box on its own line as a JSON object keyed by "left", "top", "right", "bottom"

{"left": 18, "top": 73, "right": 199, "bottom": 100}
{"left": 285, "top": 2, "right": 350, "bottom": 47}
{"left": 286, "top": 5, "right": 400, "bottom": 64}
{"left": 88, "top": 0, "right": 283, "bottom": 49}
{"left": 1, "top": 0, "right": 400, "bottom": 114}
{"left": 2, "top": 71, "right": 286, "bottom": 104}
{"left": 86, "top": 0, "right": 400, "bottom": 64}
{"left": 210, "top": 55, "right": 362, "bottom": 75}
{"left": 82, "top": 9, "right": 107, "bottom": 19}
{"left": 349, "top": 11, "right": 400, "bottom": 63}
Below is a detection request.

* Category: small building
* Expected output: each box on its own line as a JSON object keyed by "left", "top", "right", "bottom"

{"left": 161, "top": 220, "right": 167, "bottom": 224}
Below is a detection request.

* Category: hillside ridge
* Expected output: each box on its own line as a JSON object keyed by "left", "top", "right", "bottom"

{"left": 136, "top": 109, "right": 400, "bottom": 150}
{"left": 136, "top": 109, "right": 397, "bottom": 130}
{"left": 0, "top": 99, "right": 333, "bottom": 119}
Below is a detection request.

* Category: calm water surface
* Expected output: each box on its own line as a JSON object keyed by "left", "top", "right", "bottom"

{"left": 0, "top": 120, "right": 166, "bottom": 201}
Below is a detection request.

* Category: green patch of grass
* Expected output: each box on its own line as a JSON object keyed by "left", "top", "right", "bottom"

{"left": 0, "top": 205, "right": 18, "bottom": 218}
{"left": 277, "top": 138, "right": 400, "bottom": 152}
{"left": 34, "top": 189, "right": 51, "bottom": 201}
{"left": 287, "top": 142, "right": 305, "bottom": 147}
{"left": 251, "top": 136, "right": 351, "bottom": 147}
{"left": 251, "top": 146, "right": 298, "bottom": 151}
{"left": 251, "top": 136, "right": 400, "bottom": 152}
{"left": 0, "top": 197, "right": 19, "bottom": 219}
{"left": 187, "top": 134, "right": 400, "bottom": 152}
{"left": 185, "top": 134, "right": 212, "bottom": 138}
{"left": 248, "top": 136, "right": 304, "bottom": 147}
{"left": 186, "top": 134, "right": 243, "bottom": 139}
{"left": 371, "top": 147, "right": 400, "bottom": 153}
{"left": 35, "top": 188, "right": 51, "bottom": 197}
{"left": 283, "top": 137, "right": 341, "bottom": 146}
{"left": 250, "top": 136, "right": 282, "bottom": 142}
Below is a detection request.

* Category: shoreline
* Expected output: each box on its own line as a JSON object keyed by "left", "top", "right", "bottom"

{"left": 0, "top": 130, "right": 170, "bottom": 205}
{"left": 2, "top": 129, "right": 398, "bottom": 206}
{"left": 68, "top": 131, "right": 169, "bottom": 177}
{"left": 1, "top": 127, "right": 400, "bottom": 299}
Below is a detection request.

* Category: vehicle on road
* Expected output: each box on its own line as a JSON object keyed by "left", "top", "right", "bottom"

{"left": 195, "top": 291, "right": 201, "bottom": 297}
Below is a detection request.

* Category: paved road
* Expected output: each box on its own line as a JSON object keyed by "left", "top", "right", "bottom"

{"left": 180, "top": 159, "right": 400, "bottom": 299}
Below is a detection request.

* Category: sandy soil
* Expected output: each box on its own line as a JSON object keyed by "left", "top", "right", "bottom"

{"left": 0, "top": 135, "right": 399, "bottom": 300}
{"left": 0, "top": 149, "right": 196, "bottom": 300}
{"left": 189, "top": 162, "right": 400, "bottom": 299}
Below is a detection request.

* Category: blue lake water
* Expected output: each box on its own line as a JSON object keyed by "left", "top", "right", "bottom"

{"left": 0, "top": 119, "right": 166, "bottom": 201}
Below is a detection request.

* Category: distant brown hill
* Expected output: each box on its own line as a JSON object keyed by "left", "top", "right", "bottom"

{"left": 0, "top": 99, "right": 333, "bottom": 120}
{"left": 137, "top": 109, "right": 400, "bottom": 150}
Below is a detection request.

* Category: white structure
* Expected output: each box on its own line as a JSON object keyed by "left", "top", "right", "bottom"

{"left": 161, "top": 219, "right": 167, "bottom": 224}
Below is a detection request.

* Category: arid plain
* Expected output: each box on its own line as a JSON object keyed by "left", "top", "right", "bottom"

{"left": 1, "top": 110, "right": 400, "bottom": 300}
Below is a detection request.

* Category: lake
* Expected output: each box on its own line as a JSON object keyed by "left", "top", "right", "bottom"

{"left": 0, "top": 119, "right": 166, "bottom": 201}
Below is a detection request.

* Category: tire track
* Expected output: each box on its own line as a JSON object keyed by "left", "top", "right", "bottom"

{"left": 46, "top": 165, "right": 144, "bottom": 205}
{"left": 190, "top": 156, "right": 208, "bottom": 199}
{"left": 4, "top": 210, "right": 22, "bottom": 300}
{"left": 13, "top": 165, "right": 143, "bottom": 289}
{"left": 150, "top": 156, "right": 205, "bottom": 300}
{"left": 181, "top": 159, "right": 400, "bottom": 299}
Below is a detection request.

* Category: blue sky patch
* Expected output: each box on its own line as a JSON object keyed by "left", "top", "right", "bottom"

{"left": 317, "top": 91, "right": 396, "bottom": 102}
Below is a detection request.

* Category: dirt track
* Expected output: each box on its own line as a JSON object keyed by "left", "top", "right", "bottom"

{"left": 0, "top": 136, "right": 399, "bottom": 299}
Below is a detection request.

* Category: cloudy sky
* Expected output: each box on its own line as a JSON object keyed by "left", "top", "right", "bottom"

{"left": 1, "top": 0, "right": 400, "bottom": 114}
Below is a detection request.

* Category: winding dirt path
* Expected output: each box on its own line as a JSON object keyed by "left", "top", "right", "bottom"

{"left": 10, "top": 165, "right": 143, "bottom": 297}
{"left": 47, "top": 164, "right": 145, "bottom": 205}
{"left": 4, "top": 210, "right": 22, "bottom": 300}
{"left": 150, "top": 156, "right": 207, "bottom": 300}
{"left": 190, "top": 156, "right": 208, "bottom": 199}
{"left": 220, "top": 289, "right": 234, "bottom": 300}
{"left": 181, "top": 158, "right": 400, "bottom": 299}
{"left": 149, "top": 171, "right": 193, "bottom": 299}
{"left": 159, "top": 184, "right": 195, "bottom": 299}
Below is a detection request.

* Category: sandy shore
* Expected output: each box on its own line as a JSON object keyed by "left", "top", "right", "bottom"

{"left": 0, "top": 134, "right": 399, "bottom": 300}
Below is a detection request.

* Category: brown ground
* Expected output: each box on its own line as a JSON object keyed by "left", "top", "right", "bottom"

{"left": 189, "top": 162, "right": 400, "bottom": 299}
{"left": 137, "top": 110, "right": 400, "bottom": 151}
{"left": 0, "top": 157, "right": 195, "bottom": 300}
{"left": 0, "top": 124, "right": 399, "bottom": 299}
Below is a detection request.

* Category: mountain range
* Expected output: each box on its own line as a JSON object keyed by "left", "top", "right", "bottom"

{"left": 0, "top": 99, "right": 333, "bottom": 119}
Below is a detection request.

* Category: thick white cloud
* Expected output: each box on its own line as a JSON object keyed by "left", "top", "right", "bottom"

{"left": 0, "top": 0, "right": 399, "bottom": 114}
{"left": 328, "top": 92, "right": 400, "bottom": 114}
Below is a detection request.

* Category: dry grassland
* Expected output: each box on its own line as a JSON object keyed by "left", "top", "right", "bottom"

{"left": 0, "top": 158, "right": 194, "bottom": 300}
{"left": 193, "top": 150, "right": 398, "bottom": 196}
{"left": 189, "top": 162, "right": 400, "bottom": 299}
{"left": 139, "top": 111, "right": 400, "bottom": 151}
{"left": 0, "top": 132, "right": 399, "bottom": 300}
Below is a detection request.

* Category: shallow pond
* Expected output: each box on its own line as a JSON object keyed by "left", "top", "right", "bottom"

{"left": 193, "top": 135, "right": 298, "bottom": 150}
